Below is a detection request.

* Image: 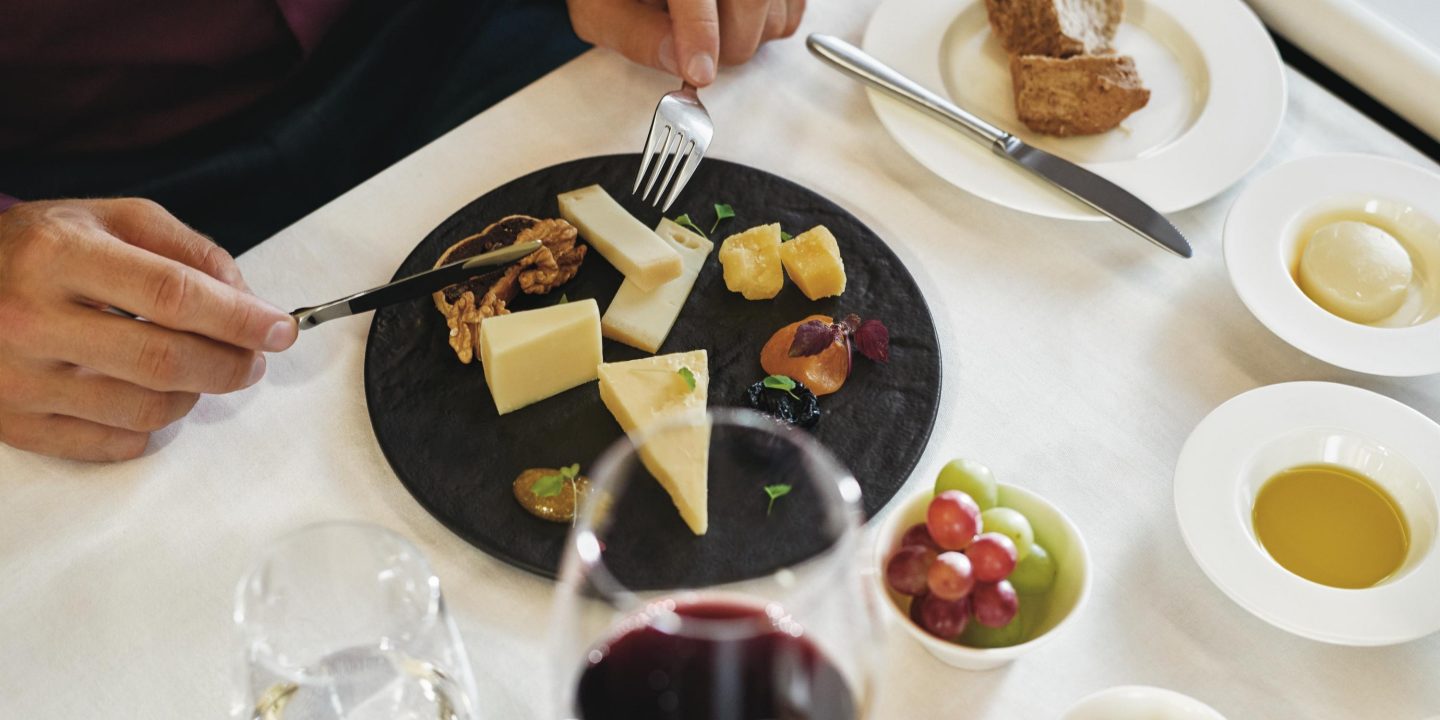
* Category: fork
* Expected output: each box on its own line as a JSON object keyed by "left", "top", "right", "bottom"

{"left": 633, "top": 82, "right": 714, "bottom": 213}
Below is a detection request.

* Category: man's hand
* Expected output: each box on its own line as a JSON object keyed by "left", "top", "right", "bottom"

{"left": 0, "top": 199, "right": 298, "bottom": 461}
{"left": 567, "top": 0, "right": 805, "bottom": 86}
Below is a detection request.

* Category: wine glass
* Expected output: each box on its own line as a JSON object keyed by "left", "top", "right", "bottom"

{"left": 231, "top": 522, "right": 479, "bottom": 720}
{"left": 549, "top": 408, "right": 878, "bottom": 720}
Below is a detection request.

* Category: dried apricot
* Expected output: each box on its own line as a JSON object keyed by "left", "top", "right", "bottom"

{"left": 760, "top": 314, "right": 849, "bottom": 396}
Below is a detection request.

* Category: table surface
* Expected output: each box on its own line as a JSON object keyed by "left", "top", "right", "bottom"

{"left": 4, "top": 1, "right": 1440, "bottom": 718}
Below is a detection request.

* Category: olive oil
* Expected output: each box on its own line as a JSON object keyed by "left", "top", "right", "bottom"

{"left": 1252, "top": 464, "right": 1409, "bottom": 589}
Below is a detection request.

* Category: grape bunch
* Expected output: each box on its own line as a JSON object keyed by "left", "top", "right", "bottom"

{"left": 883, "top": 459, "right": 1058, "bottom": 647}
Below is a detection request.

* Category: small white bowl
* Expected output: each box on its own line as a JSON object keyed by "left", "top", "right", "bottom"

{"left": 1063, "top": 685, "right": 1226, "bottom": 720}
{"left": 872, "top": 483, "right": 1092, "bottom": 670}
{"left": 1224, "top": 153, "right": 1440, "bottom": 376}
{"left": 1174, "top": 381, "right": 1440, "bottom": 645}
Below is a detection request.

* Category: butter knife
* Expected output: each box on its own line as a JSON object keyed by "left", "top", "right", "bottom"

{"left": 290, "top": 239, "right": 542, "bottom": 329}
{"left": 807, "top": 34, "right": 1192, "bottom": 258}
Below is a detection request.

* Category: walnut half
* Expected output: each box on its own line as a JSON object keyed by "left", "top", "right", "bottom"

{"left": 432, "top": 215, "right": 587, "bottom": 363}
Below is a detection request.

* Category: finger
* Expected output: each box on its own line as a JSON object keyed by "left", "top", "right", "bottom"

{"left": 58, "top": 228, "right": 296, "bottom": 353}
{"left": 12, "top": 365, "right": 198, "bottom": 432}
{"left": 668, "top": 0, "right": 721, "bottom": 85}
{"left": 0, "top": 411, "right": 148, "bottom": 462}
{"left": 717, "top": 0, "right": 769, "bottom": 65}
{"left": 782, "top": 0, "right": 804, "bottom": 36}
{"left": 85, "top": 198, "right": 250, "bottom": 291}
{"left": 569, "top": 0, "right": 679, "bottom": 76}
{"left": 762, "top": 0, "right": 788, "bottom": 40}
{"left": 27, "top": 307, "right": 266, "bottom": 394}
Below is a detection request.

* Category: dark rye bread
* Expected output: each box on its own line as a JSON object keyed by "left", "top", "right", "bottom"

{"left": 985, "top": 0, "right": 1123, "bottom": 57}
{"left": 1010, "top": 54, "right": 1149, "bottom": 136}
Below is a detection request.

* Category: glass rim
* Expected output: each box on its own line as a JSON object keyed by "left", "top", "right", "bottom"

{"left": 567, "top": 408, "right": 865, "bottom": 628}
{"left": 233, "top": 521, "right": 443, "bottom": 646}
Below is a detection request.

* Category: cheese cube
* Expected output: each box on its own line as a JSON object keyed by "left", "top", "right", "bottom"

{"left": 602, "top": 219, "right": 714, "bottom": 353}
{"left": 718, "top": 223, "right": 784, "bottom": 300}
{"left": 557, "top": 185, "right": 682, "bottom": 292}
{"left": 780, "top": 225, "right": 847, "bottom": 300}
{"left": 478, "top": 299, "right": 602, "bottom": 415}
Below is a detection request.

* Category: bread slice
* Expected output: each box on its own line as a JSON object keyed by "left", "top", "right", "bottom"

{"left": 1011, "top": 54, "right": 1149, "bottom": 136}
{"left": 985, "top": 0, "right": 1123, "bottom": 57}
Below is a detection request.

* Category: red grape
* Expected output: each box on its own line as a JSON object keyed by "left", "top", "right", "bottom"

{"left": 917, "top": 593, "right": 970, "bottom": 639}
{"left": 967, "top": 533, "right": 1018, "bottom": 583}
{"left": 926, "top": 551, "right": 975, "bottom": 601}
{"left": 971, "top": 581, "right": 1019, "bottom": 628}
{"left": 899, "top": 523, "right": 941, "bottom": 553}
{"left": 908, "top": 592, "right": 928, "bottom": 626}
{"left": 885, "top": 545, "right": 936, "bottom": 596}
{"left": 926, "top": 490, "right": 981, "bottom": 550}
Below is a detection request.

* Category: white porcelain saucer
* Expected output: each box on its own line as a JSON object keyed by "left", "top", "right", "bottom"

{"left": 1174, "top": 382, "right": 1440, "bottom": 646}
{"left": 1224, "top": 154, "right": 1440, "bottom": 377}
{"left": 862, "top": 0, "right": 1284, "bottom": 219}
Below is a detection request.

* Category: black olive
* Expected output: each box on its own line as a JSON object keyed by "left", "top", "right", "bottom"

{"left": 741, "top": 379, "right": 822, "bottom": 429}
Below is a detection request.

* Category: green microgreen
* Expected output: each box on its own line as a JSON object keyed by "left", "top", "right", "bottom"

{"left": 762, "top": 374, "right": 799, "bottom": 400}
{"left": 533, "top": 463, "right": 580, "bottom": 498}
{"left": 710, "top": 203, "right": 735, "bottom": 233}
{"left": 678, "top": 366, "right": 697, "bottom": 391}
{"left": 764, "top": 484, "right": 792, "bottom": 515}
{"left": 675, "top": 213, "right": 707, "bottom": 238}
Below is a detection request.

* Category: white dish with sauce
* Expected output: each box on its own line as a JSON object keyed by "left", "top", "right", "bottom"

{"left": 1224, "top": 153, "right": 1440, "bottom": 376}
{"left": 1174, "top": 381, "right": 1440, "bottom": 646}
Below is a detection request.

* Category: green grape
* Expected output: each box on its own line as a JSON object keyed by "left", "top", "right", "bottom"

{"left": 1010, "top": 543, "right": 1057, "bottom": 595}
{"left": 980, "top": 507, "right": 1035, "bottom": 560}
{"left": 959, "top": 593, "right": 1048, "bottom": 649}
{"left": 959, "top": 606, "right": 1025, "bottom": 648}
{"left": 934, "top": 459, "right": 999, "bottom": 510}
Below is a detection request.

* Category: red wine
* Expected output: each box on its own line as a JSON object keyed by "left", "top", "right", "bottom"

{"left": 576, "top": 600, "right": 858, "bottom": 720}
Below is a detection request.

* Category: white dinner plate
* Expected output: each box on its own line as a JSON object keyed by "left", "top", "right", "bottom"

{"left": 1063, "top": 685, "right": 1225, "bottom": 720}
{"left": 1174, "top": 382, "right": 1440, "bottom": 646}
{"left": 1224, "top": 154, "right": 1440, "bottom": 377}
{"left": 862, "top": 0, "right": 1285, "bottom": 219}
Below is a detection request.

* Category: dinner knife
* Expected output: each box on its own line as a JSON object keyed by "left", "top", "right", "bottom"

{"left": 289, "top": 239, "right": 543, "bottom": 329}
{"left": 806, "top": 34, "right": 1192, "bottom": 259}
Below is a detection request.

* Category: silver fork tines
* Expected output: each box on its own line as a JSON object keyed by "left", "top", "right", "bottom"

{"left": 633, "top": 82, "right": 713, "bottom": 213}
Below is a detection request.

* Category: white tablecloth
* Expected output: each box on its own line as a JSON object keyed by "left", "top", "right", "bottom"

{"left": 4, "top": 2, "right": 1440, "bottom": 717}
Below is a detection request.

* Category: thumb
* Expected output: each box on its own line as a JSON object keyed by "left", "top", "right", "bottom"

{"left": 669, "top": 0, "right": 720, "bottom": 86}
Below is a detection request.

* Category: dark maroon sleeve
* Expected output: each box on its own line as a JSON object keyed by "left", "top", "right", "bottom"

{"left": 0, "top": 193, "right": 19, "bottom": 212}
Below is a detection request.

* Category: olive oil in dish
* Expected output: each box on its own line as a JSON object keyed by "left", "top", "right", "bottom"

{"left": 1251, "top": 464, "right": 1409, "bottom": 589}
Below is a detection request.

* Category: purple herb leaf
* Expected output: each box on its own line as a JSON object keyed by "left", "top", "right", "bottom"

{"left": 789, "top": 320, "right": 841, "bottom": 357}
{"left": 855, "top": 319, "right": 890, "bottom": 364}
{"left": 840, "top": 314, "right": 862, "bottom": 335}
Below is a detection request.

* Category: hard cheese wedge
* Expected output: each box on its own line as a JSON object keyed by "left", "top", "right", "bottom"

{"left": 718, "top": 223, "right": 784, "bottom": 300}
{"left": 558, "top": 185, "right": 682, "bottom": 292}
{"left": 601, "top": 218, "right": 714, "bottom": 353}
{"left": 478, "top": 299, "right": 602, "bottom": 415}
{"left": 597, "top": 350, "right": 709, "bottom": 535}
{"left": 779, "top": 225, "right": 846, "bottom": 300}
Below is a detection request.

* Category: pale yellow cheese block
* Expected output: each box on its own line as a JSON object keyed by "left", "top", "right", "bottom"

{"left": 601, "top": 219, "right": 714, "bottom": 353}
{"left": 478, "top": 299, "right": 602, "bottom": 415}
{"left": 557, "top": 185, "right": 683, "bottom": 292}
{"left": 597, "top": 350, "right": 709, "bottom": 535}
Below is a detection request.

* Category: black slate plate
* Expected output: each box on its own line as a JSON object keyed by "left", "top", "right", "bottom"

{"left": 363, "top": 154, "right": 941, "bottom": 584}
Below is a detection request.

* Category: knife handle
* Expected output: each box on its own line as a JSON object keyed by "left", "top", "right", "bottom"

{"left": 807, "top": 34, "right": 1010, "bottom": 150}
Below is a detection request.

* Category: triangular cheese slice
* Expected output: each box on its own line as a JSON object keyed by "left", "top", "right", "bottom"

{"left": 597, "top": 350, "right": 709, "bottom": 534}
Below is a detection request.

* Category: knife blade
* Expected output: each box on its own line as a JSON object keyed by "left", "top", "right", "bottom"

{"left": 806, "top": 33, "right": 1191, "bottom": 259}
{"left": 290, "top": 239, "right": 543, "bottom": 329}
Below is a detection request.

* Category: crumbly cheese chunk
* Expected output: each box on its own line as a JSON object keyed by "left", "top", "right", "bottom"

{"left": 478, "top": 299, "right": 602, "bottom": 415}
{"left": 597, "top": 350, "right": 709, "bottom": 534}
{"left": 557, "top": 185, "right": 682, "bottom": 292}
{"left": 601, "top": 219, "right": 714, "bottom": 353}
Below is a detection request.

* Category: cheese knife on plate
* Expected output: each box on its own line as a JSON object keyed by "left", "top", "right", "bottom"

{"left": 807, "top": 34, "right": 1192, "bottom": 259}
